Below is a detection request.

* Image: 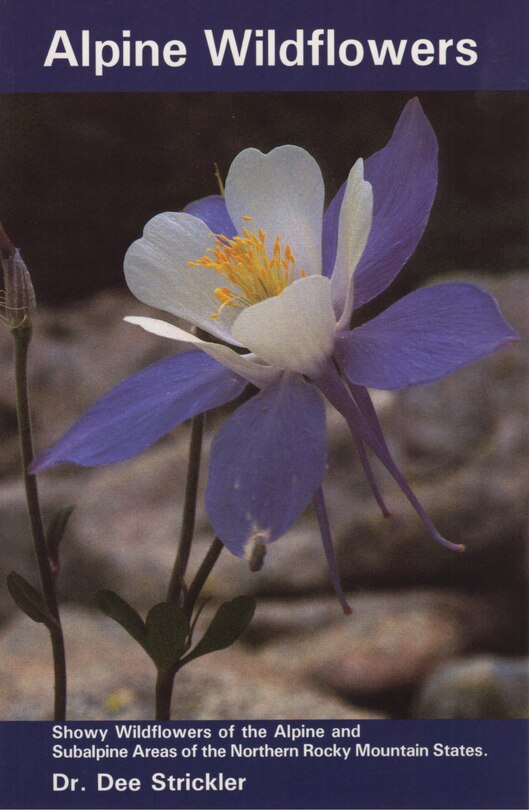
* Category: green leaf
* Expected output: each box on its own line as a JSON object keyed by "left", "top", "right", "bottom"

{"left": 97, "top": 590, "right": 147, "bottom": 650}
{"left": 46, "top": 505, "right": 75, "bottom": 563}
{"left": 145, "top": 602, "right": 190, "bottom": 670}
{"left": 182, "top": 595, "right": 256, "bottom": 665}
{"left": 7, "top": 571, "right": 54, "bottom": 625}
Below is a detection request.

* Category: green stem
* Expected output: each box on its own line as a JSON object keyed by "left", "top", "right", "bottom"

{"left": 12, "top": 323, "right": 67, "bottom": 720}
{"left": 159, "top": 323, "right": 229, "bottom": 720}
{"left": 182, "top": 536, "right": 223, "bottom": 619}
{"left": 156, "top": 390, "right": 227, "bottom": 720}
{"left": 155, "top": 536, "right": 223, "bottom": 721}
{"left": 155, "top": 666, "right": 178, "bottom": 721}
{"left": 155, "top": 410, "right": 205, "bottom": 720}
{"left": 166, "top": 412, "right": 205, "bottom": 605}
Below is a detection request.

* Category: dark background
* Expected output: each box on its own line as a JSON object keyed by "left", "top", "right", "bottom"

{"left": 0, "top": 92, "right": 527, "bottom": 312}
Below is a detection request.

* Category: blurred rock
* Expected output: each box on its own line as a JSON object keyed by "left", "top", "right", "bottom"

{"left": 0, "top": 480, "right": 117, "bottom": 620}
{"left": 0, "top": 607, "right": 378, "bottom": 720}
{"left": 66, "top": 442, "right": 191, "bottom": 610}
{"left": 334, "top": 462, "right": 528, "bottom": 591}
{"left": 413, "top": 655, "right": 529, "bottom": 719}
{"left": 257, "top": 590, "right": 521, "bottom": 705}
{"left": 243, "top": 596, "right": 344, "bottom": 644}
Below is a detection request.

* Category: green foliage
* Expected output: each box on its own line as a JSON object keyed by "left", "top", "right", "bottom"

{"left": 145, "top": 603, "right": 189, "bottom": 670}
{"left": 97, "top": 590, "right": 255, "bottom": 672}
{"left": 97, "top": 589, "right": 148, "bottom": 650}
{"left": 97, "top": 591, "right": 189, "bottom": 669}
{"left": 182, "top": 596, "right": 256, "bottom": 666}
{"left": 46, "top": 505, "right": 75, "bottom": 565}
{"left": 7, "top": 571, "right": 54, "bottom": 626}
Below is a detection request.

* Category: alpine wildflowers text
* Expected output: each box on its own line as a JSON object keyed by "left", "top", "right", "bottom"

{"left": 43, "top": 29, "right": 478, "bottom": 77}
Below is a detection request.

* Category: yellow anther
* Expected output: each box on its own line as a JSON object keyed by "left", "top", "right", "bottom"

{"left": 214, "top": 287, "right": 234, "bottom": 303}
{"left": 189, "top": 220, "right": 307, "bottom": 319}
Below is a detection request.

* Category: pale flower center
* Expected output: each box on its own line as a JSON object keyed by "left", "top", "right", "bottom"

{"left": 188, "top": 216, "right": 306, "bottom": 319}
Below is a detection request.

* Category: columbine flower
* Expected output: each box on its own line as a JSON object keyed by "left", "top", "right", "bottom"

{"left": 32, "top": 99, "right": 516, "bottom": 613}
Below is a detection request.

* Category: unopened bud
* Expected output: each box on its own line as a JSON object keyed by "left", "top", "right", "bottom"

{"left": 0, "top": 223, "right": 36, "bottom": 325}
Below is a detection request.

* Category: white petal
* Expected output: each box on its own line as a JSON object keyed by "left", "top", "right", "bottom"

{"left": 225, "top": 145, "right": 324, "bottom": 276}
{"left": 124, "top": 316, "right": 279, "bottom": 388}
{"left": 231, "top": 276, "right": 336, "bottom": 377}
{"left": 124, "top": 212, "right": 242, "bottom": 344}
{"left": 331, "top": 159, "right": 373, "bottom": 330}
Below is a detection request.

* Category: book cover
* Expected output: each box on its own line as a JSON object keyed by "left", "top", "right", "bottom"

{"left": 0, "top": 1, "right": 527, "bottom": 808}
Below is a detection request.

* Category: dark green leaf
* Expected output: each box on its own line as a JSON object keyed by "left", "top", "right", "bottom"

{"left": 97, "top": 590, "right": 147, "bottom": 650}
{"left": 182, "top": 595, "right": 256, "bottom": 665}
{"left": 7, "top": 571, "right": 53, "bottom": 625}
{"left": 145, "top": 602, "right": 189, "bottom": 670}
{"left": 46, "top": 505, "right": 75, "bottom": 563}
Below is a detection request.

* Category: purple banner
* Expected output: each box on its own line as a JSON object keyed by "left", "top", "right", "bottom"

{"left": 1, "top": 720, "right": 528, "bottom": 809}
{"left": 0, "top": 0, "right": 528, "bottom": 92}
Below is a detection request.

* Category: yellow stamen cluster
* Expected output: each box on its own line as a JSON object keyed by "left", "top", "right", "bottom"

{"left": 189, "top": 217, "right": 306, "bottom": 319}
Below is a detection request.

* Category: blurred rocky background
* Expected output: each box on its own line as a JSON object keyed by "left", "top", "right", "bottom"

{"left": 0, "top": 92, "right": 527, "bottom": 719}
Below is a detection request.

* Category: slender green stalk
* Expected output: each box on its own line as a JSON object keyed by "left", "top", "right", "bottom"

{"left": 182, "top": 536, "right": 223, "bottom": 619}
{"left": 157, "top": 326, "right": 229, "bottom": 719}
{"left": 155, "top": 536, "right": 224, "bottom": 720}
{"left": 156, "top": 387, "right": 225, "bottom": 719}
{"left": 155, "top": 410, "right": 205, "bottom": 719}
{"left": 155, "top": 666, "right": 177, "bottom": 721}
{"left": 166, "top": 412, "right": 205, "bottom": 605}
{"left": 13, "top": 323, "right": 67, "bottom": 720}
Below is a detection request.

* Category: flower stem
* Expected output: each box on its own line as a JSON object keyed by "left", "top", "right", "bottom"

{"left": 12, "top": 322, "right": 67, "bottom": 720}
{"left": 182, "top": 536, "right": 223, "bottom": 619}
{"left": 155, "top": 666, "right": 178, "bottom": 721}
{"left": 154, "top": 536, "right": 223, "bottom": 720}
{"left": 155, "top": 408, "right": 208, "bottom": 720}
{"left": 156, "top": 396, "right": 226, "bottom": 720}
{"left": 166, "top": 412, "right": 205, "bottom": 605}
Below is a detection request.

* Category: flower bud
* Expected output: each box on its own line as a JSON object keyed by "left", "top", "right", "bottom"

{"left": 0, "top": 224, "right": 36, "bottom": 325}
